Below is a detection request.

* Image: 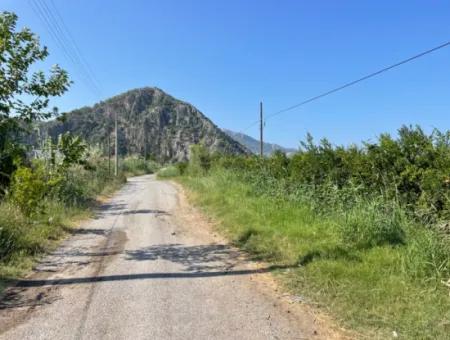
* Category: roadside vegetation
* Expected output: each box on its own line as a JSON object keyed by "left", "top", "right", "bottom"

{"left": 0, "top": 12, "right": 158, "bottom": 290}
{"left": 174, "top": 136, "right": 450, "bottom": 339}
{"left": 0, "top": 138, "right": 158, "bottom": 289}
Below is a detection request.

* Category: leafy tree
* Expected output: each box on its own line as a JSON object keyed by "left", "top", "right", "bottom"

{"left": 57, "top": 132, "right": 88, "bottom": 169}
{"left": 0, "top": 11, "right": 70, "bottom": 190}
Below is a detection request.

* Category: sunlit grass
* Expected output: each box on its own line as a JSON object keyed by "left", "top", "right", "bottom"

{"left": 179, "top": 169, "right": 450, "bottom": 339}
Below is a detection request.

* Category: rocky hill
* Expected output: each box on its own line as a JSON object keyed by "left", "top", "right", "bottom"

{"left": 43, "top": 87, "right": 250, "bottom": 162}
{"left": 223, "top": 129, "right": 296, "bottom": 156}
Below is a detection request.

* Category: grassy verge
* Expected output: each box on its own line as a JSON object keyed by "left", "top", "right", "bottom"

{"left": 178, "top": 169, "right": 450, "bottom": 339}
{"left": 0, "top": 157, "right": 156, "bottom": 292}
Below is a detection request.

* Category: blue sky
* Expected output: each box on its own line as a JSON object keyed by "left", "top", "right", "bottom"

{"left": 4, "top": 0, "right": 450, "bottom": 148}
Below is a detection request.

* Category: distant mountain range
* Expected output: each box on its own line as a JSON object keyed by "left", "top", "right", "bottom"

{"left": 41, "top": 87, "right": 250, "bottom": 162}
{"left": 223, "top": 129, "right": 296, "bottom": 156}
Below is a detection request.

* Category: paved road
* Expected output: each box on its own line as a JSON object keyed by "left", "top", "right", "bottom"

{"left": 0, "top": 175, "right": 325, "bottom": 340}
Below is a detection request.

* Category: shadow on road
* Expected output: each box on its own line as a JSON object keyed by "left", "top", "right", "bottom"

{"left": 125, "top": 244, "right": 240, "bottom": 271}
{"left": 109, "top": 209, "right": 170, "bottom": 217}
{"left": 94, "top": 200, "right": 170, "bottom": 219}
{"left": 66, "top": 228, "right": 109, "bottom": 236}
{"left": 0, "top": 289, "right": 61, "bottom": 310}
{"left": 12, "top": 265, "right": 291, "bottom": 288}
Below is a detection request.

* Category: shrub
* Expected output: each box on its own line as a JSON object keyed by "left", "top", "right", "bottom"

{"left": 188, "top": 144, "right": 211, "bottom": 176}
{"left": 9, "top": 164, "right": 48, "bottom": 215}
{"left": 51, "top": 165, "right": 94, "bottom": 207}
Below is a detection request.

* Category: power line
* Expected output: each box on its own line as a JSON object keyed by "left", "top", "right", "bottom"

{"left": 29, "top": 0, "right": 102, "bottom": 97}
{"left": 48, "top": 0, "right": 102, "bottom": 93}
{"left": 35, "top": 0, "right": 102, "bottom": 96}
{"left": 30, "top": 0, "right": 93, "bottom": 93}
{"left": 241, "top": 40, "right": 450, "bottom": 133}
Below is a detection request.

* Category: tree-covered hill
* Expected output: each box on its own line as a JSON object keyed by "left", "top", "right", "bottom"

{"left": 42, "top": 87, "right": 250, "bottom": 162}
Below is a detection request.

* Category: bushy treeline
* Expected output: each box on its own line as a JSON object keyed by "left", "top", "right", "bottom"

{"left": 213, "top": 126, "right": 450, "bottom": 225}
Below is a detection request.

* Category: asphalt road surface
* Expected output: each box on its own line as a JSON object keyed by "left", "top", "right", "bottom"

{"left": 0, "top": 175, "right": 331, "bottom": 340}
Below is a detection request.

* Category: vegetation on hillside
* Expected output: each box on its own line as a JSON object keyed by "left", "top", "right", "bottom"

{"left": 41, "top": 87, "right": 250, "bottom": 162}
{"left": 176, "top": 130, "right": 450, "bottom": 339}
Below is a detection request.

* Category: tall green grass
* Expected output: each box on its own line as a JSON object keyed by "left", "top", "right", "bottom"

{"left": 179, "top": 169, "right": 450, "bottom": 339}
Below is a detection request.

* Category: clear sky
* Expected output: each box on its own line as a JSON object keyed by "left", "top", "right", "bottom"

{"left": 3, "top": 0, "right": 450, "bottom": 148}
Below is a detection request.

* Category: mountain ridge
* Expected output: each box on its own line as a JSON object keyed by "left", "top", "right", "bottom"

{"left": 42, "top": 87, "right": 250, "bottom": 162}
{"left": 223, "top": 129, "right": 296, "bottom": 155}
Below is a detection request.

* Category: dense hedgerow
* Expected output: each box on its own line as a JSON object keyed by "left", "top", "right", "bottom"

{"left": 213, "top": 125, "right": 450, "bottom": 225}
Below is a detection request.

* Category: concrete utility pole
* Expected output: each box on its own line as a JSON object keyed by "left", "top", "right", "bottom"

{"left": 144, "top": 117, "right": 148, "bottom": 160}
{"left": 114, "top": 110, "right": 118, "bottom": 176}
{"left": 108, "top": 129, "right": 111, "bottom": 175}
{"left": 260, "top": 101, "right": 264, "bottom": 158}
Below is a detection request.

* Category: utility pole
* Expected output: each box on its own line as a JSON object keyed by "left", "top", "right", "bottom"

{"left": 144, "top": 117, "right": 147, "bottom": 160}
{"left": 107, "top": 129, "right": 111, "bottom": 175}
{"left": 114, "top": 110, "right": 118, "bottom": 176}
{"left": 260, "top": 101, "right": 264, "bottom": 158}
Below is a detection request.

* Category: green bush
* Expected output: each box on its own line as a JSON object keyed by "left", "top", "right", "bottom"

{"left": 51, "top": 165, "right": 95, "bottom": 206}
{"left": 188, "top": 144, "right": 211, "bottom": 176}
{"left": 9, "top": 164, "right": 48, "bottom": 216}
